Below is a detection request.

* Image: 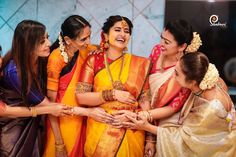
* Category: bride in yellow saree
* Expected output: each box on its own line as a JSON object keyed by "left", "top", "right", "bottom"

{"left": 76, "top": 15, "right": 151, "bottom": 157}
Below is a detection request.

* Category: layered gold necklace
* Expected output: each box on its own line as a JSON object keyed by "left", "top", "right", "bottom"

{"left": 104, "top": 52, "right": 125, "bottom": 90}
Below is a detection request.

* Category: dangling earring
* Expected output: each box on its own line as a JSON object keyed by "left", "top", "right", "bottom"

{"left": 104, "top": 40, "right": 109, "bottom": 49}
{"left": 123, "top": 47, "right": 128, "bottom": 51}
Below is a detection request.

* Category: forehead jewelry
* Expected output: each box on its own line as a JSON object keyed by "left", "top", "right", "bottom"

{"left": 121, "top": 17, "right": 128, "bottom": 28}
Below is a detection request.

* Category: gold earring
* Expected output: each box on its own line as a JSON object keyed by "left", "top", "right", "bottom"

{"left": 104, "top": 41, "right": 109, "bottom": 49}
{"left": 124, "top": 47, "right": 128, "bottom": 51}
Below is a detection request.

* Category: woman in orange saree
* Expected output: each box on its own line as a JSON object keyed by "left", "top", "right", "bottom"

{"left": 44, "top": 15, "right": 112, "bottom": 157}
{"left": 76, "top": 15, "right": 151, "bottom": 157}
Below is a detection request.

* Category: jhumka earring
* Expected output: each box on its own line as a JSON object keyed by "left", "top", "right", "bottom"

{"left": 104, "top": 40, "right": 109, "bottom": 49}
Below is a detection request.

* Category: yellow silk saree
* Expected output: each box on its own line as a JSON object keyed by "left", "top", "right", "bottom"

{"left": 44, "top": 45, "right": 97, "bottom": 157}
{"left": 78, "top": 52, "right": 150, "bottom": 157}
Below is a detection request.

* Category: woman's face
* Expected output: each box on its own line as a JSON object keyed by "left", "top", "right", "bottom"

{"left": 160, "top": 29, "right": 184, "bottom": 57}
{"left": 106, "top": 21, "right": 131, "bottom": 50}
{"left": 36, "top": 32, "right": 51, "bottom": 57}
{"left": 71, "top": 26, "right": 91, "bottom": 51}
{"left": 174, "top": 61, "right": 190, "bottom": 88}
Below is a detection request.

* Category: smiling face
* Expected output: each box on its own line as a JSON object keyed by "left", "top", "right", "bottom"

{"left": 160, "top": 29, "right": 186, "bottom": 57}
{"left": 105, "top": 21, "right": 131, "bottom": 51}
{"left": 35, "top": 32, "right": 51, "bottom": 57}
{"left": 65, "top": 26, "right": 91, "bottom": 53}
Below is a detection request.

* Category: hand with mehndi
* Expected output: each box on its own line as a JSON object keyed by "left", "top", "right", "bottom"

{"left": 113, "top": 90, "right": 137, "bottom": 105}
{"left": 121, "top": 113, "right": 150, "bottom": 130}
{"left": 111, "top": 110, "right": 137, "bottom": 128}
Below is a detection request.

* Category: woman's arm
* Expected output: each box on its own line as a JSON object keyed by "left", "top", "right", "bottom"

{"left": 76, "top": 92, "right": 104, "bottom": 106}
{"left": 0, "top": 98, "right": 71, "bottom": 118}
{"left": 76, "top": 89, "right": 136, "bottom": 106}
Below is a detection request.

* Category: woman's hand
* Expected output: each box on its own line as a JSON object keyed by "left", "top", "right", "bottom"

{"left": 114, "top": 90, "right": 136, "bottom": 104}
{"left": 87, "top": 107, "right": 114, "bottom": 124}
{"left": 111, "top": 110, "right": 137, "bottom": 127}
{"left": 55, "top": 143, "right": 68, "bottom": 157}
{"left": 121, "top": 114, "right": 149, "bottom": 130}
{"left": 48, "top": 103, "right": 72, "bottom": 117}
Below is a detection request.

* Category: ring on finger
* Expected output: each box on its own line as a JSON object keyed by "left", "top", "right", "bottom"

{"left": 71, "top": 107, "right": 75, "bottom": 116}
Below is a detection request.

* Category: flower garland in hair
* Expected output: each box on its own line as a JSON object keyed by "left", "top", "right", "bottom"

{"left": 186, "top": 32, "right": 202, "bottom": 53}
{"left": 199, "top": 63, "right": 219, "bottom": 90}
{"left": 58, "top": 32, "right": 69, "bottom": 63}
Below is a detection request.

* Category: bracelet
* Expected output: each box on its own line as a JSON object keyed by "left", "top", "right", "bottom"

{"left": 71, "top": 107, "right": 75, "bottom": 116}
{"left": 55, "top": 143, "right": 65, "bottom": 152}
{"left": 112, "top": 89, "right": 116, "bottom": 100}
{"left": 29, "top": 107, "right": 37, "bottom": 117}
{"left": 147, "top": 110, "right": 153, "bottom": 123}
{"left": 99, "top": 91, "right": 106, "bottom": 103}
{"left": 102, "top": 90, "right": 115, "bottom": 101}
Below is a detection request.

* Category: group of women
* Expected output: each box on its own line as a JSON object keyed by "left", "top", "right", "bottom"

{"left": 0, "top": 14, "right": 235, "bottom": 157}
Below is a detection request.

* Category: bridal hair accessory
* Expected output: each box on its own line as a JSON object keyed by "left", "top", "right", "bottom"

{"left": 199, "top": 63, "right": 219, "bottom": 90}
{"left": 58, "top": 32, "right": 69, "bottom": 63}
{"left": 100, "top": 32, "right": 109, "bottom": 51}
{"left": 186, "top": 32, "right": 202, "bottom": 53}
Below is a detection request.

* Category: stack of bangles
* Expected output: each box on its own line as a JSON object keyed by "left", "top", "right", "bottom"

{"left": 100, "top": 89, "right": 116, "bottom": 102}
{"left": 139, "top": 110, "right": 153, "bottom": 123}
{"left": 29, "top": 107, "right": 37, "bottom": 117}
{"left": 55, "top": 142, "right": 65, "bottom": 152}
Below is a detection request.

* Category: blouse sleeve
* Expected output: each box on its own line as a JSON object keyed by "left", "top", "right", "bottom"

{"left": 76, "top": 55, "right": 95, "bottom": 93}
{"left": 168, "top": 88, "right": 191, "bottom": 111}
{"left": 149, "top": 44, "right": 161, "bottom": 74}
{"left": 4, "top": 65, "right": 45, "bottom": 105}
{"left": 47, "top": 51, "right": 65, "bottom": 91}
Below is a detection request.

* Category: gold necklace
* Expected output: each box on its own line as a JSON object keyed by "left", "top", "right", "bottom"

{"left": 104, "top": 52, "right": 124, "bottom": 90}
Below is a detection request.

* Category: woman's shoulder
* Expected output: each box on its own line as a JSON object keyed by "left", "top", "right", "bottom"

{"left": 130, "top": 53, "right": 149, "bottom": 60}
{"left": 49, "top": 48, "right": 63, "bottom": 61}
{"left": 4, "top": 59, "right": 16, "bottom": 73}
{"left": 149, "top": 44, "right": 161, "bottom": 59}
{"left": 203, "top": 85, "right": 232, "bottom": 112}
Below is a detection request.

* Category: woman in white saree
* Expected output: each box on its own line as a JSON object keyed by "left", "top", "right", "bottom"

{"left": 124, "top": 52, "right": 236, "bottom": 157}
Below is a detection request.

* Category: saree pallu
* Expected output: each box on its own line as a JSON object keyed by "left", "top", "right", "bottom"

{"left": 156, "top": 94, "right": 236, "bottom": 157}
{"left": 0, "top": 81, "right": 45, "bottom": 157}
{"left": 44, "top": 46, "right": 96, "bottom": 157}
{"left": 150, "top": 69, "right": 190, "bottom": 114}
{"left": 82, "top": 53, "right": 150, "bottom": 157}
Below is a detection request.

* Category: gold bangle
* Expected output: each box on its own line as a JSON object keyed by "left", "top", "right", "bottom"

{"left": 99, "top": 92, "right": 106, "bottom": 103}
{"left": 102, "top": 90, "right": 115, "bottom": 101}
{"left": 55, "top": 143, "right": 65, "bottom": 152}
{"left": 147, "top": 110, "right": 153, "bottom": 123}
{"left": 29, "top": 107, "right": 37, "bottom": 117}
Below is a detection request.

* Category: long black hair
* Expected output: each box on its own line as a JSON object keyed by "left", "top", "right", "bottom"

{"left": 2, "top": 20, "right": 47, "bottom": 104}
{"left": 50, "top": 15, "right": 91, "bottom": 52}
